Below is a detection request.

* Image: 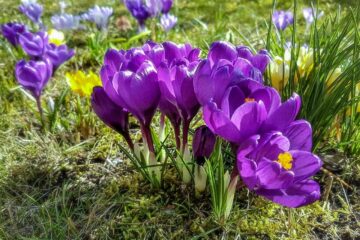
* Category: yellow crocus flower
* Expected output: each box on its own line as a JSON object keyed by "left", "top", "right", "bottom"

{"left": 66, "top": 71, "right": 102, "bottom": 97}
{"left": 268, "top": 56, "right": 290, "bottom": 91}
{"left": 48, "top": 29, "right": 65, "bottom": 45}
{"left": 297, "top": 47, "right": 314, "bottom": 78}
{"left": 326, "top": 67, "right": 342, "bottom": 88}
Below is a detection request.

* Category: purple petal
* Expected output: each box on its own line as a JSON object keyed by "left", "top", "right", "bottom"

{"left": 237, "top": 157, "right": 257, "bottom": 189}
{"left": 230, "top": 101, "right": 267, "bottom": 142}
{"left": 256, "top": 158, "right": 294, "bottom": 189}
{"left": 256, "top": 179, "right": 321, "bottom": 208}
{"left": 220, "top": 85, "right": 245, "bottom": 117}
{"left": 284, "top": 120, "right": 313, "bottom": 151}
{"left": 290, "top": 150, "right": 322, "bottom": 182}
{"left": 203, "top": 102, "right": 241, "bottom": 143}
{"left": 208, "top": 41, "right": 237, "bottom": 66}
{"left": 262, "top": 93, "right": 301, "bottom": 132}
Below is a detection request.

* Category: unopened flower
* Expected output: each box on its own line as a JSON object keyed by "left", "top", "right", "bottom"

{"left": 15, "top": 57, "right": 53, "bottom": 99}
{"left": 48, "top": 29, "right": 65, "bottom": 45}
{"left": 51, "top": 14, "right": 83, "bottom": 30}
{"left": 192, "top": 125, "right": 216, "bottom": 165}
{"left": 157, "top": 41, "right": 201, "bottom": 149}
{"left": 237, "top": 121, "right": 322, "bottom": 208}
{"left": 19, "top": 0, "right": 43, "bottom": 24}
{"left": 82, "top": 5, "right": 113, "bottom": 31}
{"left": 91, "top": 86, "right": 133, "bottom": 149}
{"left": 1, "top": 22, "right": 27, "bottom": 46}
{"left": 161, "top": 0, "right": 173, "bottom": 14}
{"left": 272, "top": 10, "right": 294, "bottom": 31}
{"left": 19, "top": 31, "right": 48, "bottom": 57}
{"left": 160, "top": 14, "right": 177, "bottom": 32}
{"left": 326, "top": 67, "right": 342, "bottom": 88}
{"left": 269, "top": 56, "right": 290, "bottom": 91}
{"left": 66, "top": 71, "right": 102, "bottom": 97}
{"left": 100, "top": 44, "right": 162, "bottom": 152}
{"left": 124, "top": 0, "right": 150, "bottom": 28}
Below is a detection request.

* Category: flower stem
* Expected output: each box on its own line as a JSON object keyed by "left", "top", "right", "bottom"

{"left": 172, "top": 121, "right": 181, "bottom": 151}
{"left": 182, "top": 120, "right": 190, "bottom": 153}
{"left": 140, "top": 123, "right": 155, "bottom": 154}
{"left": 122, "top": 131, "right": 134, "bottom": 151}
{"left": 36, "top": 96, "right": 45, "bottom": 130}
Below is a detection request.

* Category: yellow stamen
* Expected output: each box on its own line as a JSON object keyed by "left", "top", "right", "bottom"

{"left": 245, "top": 97, "right": 255, "bottom": 103}
{"left": 277, "top": 152, "right": 293, "bottom": 170}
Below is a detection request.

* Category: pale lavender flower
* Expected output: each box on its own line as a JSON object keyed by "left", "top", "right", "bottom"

{"left": 272, "top": 10, "right": 294, "bottom": 31}
{"left": 160, "top": 14, "right": 177, "bottom": 32}
{"left": 303, "top": 7, "right": 324, "bottom": 25}
{"left": 51, "top": 13, "right": 82, "bottom": 30}
{"left": 82, "top": 5, "right": 113, "bottom": 31}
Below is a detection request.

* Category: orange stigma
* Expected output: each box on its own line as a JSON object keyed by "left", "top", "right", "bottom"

{"left": 245, "top": 97, "right": 255, "bottom": 103}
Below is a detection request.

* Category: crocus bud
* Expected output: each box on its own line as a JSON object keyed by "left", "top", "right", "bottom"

{"left": 19, "top": 31, "right": 48, "bottom": 57}
{"left": 45, "top": 43, "right": 75, "bottom": 72}
{"left": 192, "top": 126, "right": 216, "bottom": 165}
{"left": 124, "top": 0, "right": 150, "bottom": 29}
{"left": 15, "top": 57, "right": 53, "bottom": 99}
{"left": 1, "top": 22, "right": 27, "bottom": 46}
{"left": 161, "top": 0, "right": 173, "bottom": 14}
{"left": 91, "top": 86, "right": 133, "bottom": 150}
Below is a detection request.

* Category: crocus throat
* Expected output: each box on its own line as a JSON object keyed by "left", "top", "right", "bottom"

{"left": 277, "top": 152, "right": 293, "bottom": 170}
{"left": 245, "top": 97, "right": 255, "bottom": 103}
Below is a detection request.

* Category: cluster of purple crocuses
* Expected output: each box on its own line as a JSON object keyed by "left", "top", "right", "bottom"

{"left": 91, "top": 41, "right": 323, "bottom": 208}
{"left": 124, "top": 0, "right": 177, "bottom": 32}
{"left": 1, "top": 22, "right": 74, "bottom": 121}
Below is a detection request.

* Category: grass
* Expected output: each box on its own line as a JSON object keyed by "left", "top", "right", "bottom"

{"left": 0, "top": 0, "right": 360, "bottom": 239}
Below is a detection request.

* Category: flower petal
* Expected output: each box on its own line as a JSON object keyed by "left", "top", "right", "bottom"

{"left": 289, "top": 150, "right": 322, "bottom": 182}
{"left": 256, "top": 158, "right": 294, "bottom": 189}
{"left": 284, "top": 120, "right": 313, "bottom": 151}
{"left": 256, "top": 179, "right": 321, "bottom": 208}
{"left": 262, "top": 93, "right": 301, "bottom": 132}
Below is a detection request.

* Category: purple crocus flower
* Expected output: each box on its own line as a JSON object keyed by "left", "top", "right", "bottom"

{"left": 82, "top": 5, "right": 113, "bottom": 31}
{"left": 237, "top": 121, "right": 322, "bottom": 208}
{"left": 192, "top": 125, "right": 216, "bottom": 165}
{"left": 100, "top": 45, "right": 161, "bottom": 152}
{"left": 15, "top": 57, "right": 53, "bottom": 99}
{"left": 51, "top": 14, "right": 83, "bottom": 30}
{"left": 160, "top": 14, "right": 177, "bottom": 32}
{"left": 91, "top": 86, "right": 134, "bottom": 150}
{"left": 19, "top": 31, "right": 48, "bottom": 58}
{"left": 194, "top": 41, "right": 270, "bottom": 106}
{"left": 161, "top": 0, "right": 173, "bottom": 14}
{"left": 145, "top": 0, "right": 163, "bottom": 17}
{"left": 202, "top": 80, "right": 282, "bottom": 144}
{"left": 157, "top": 41, "right": 201, "bottom": 149}
{"left": 124, "top": 0, "right": 150, "bottom": 28}
{"left": 1, "top": 22, "right": 27, "bottom": 46}
{"left": 272, "top": 10, "right": 294, "bottom": 31}
{"left": 19, "top": 0, "right": 43, "bottom": 24}
{"left": 44, "top": 43, "right": 75, "bottom": 72}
